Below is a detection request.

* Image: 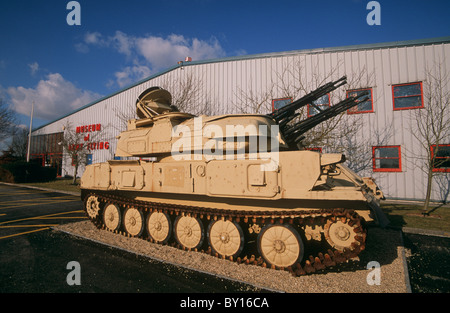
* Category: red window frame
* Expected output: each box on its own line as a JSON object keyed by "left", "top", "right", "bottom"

{"left": 305, "top": 147, "right": 322, "bottom": 153}
{"left": 392, "top": 82, "right": 424, "bottom": 111}
{"left": 346, "top": 88, "right": 374, "bottom": 114}
{"left": 272, "top": 97, "right": 292, "bottom": 112}
{"left": 307, "top": 93, "right": 330, "bottom": 117}
{"left": 430, "top": 144, "right": 450, "bottom": 173}
{"left": 372, "top": 145, "right": 402, "bottom": 172}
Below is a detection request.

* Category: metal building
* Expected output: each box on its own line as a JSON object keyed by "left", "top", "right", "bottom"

{"left": 30, "top": 37, "right": 450, "bottom": 202}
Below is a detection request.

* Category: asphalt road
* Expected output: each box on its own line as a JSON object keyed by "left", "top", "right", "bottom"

{"left": 0, "top": 184, "right": 267, "bottom": 293}
{"left": 1, "top": 183, "right": 449, "bottom": 294}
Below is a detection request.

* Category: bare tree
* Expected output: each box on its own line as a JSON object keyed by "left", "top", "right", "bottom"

{"left": 8, "top": 126, "right": 29, "bottom": 159}
{"left": 160, "top": 71, "right": 213, "bottom": 115}
{"left": 0, "top": 98, "right": 17, "bottom": 148}
{"left": 409, "top": 61, "right": 450, "bottom": 213}
{"left": 234, "top": 84, "right": 275, "bottom": 114}
{"left": 233, "top": 59, "right": 391, "bottom": 175}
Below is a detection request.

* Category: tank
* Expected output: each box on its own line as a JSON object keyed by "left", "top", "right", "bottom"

{"left": 80, "top": 76, "right": 388, "bottom": 275}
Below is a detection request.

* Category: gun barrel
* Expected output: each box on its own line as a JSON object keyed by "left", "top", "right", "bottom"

{"left": 268, "top": 75, "right": 347, "bottom": 123}
{"left": 283, "top": 92, "right": 369, "bottom": 145}
{"left": 262, "top": 75, "right": 371, "bottom": 148}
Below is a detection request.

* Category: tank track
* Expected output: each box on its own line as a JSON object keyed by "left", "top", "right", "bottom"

{"left": 82, "top": 191, "right": 367, "bottom": 276}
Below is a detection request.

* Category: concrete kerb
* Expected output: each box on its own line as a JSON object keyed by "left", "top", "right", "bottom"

{"left": 398, "top": 230, "right": 413, "bottom": 293}
{"left": 402, "top": 227, "right": 450, "bottom": 238}
{"left": 382, "top": 198, "right": 450, "bottom": 208}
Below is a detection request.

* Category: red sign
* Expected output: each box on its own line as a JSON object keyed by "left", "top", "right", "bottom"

{"left": 76, "top": 124, "right": 101, "bottom": 133}
{"left": 68, "top": 142, "right": 109, "bottom": 151}
{"left": 70, "top": 123, "right": 109, "bottom": 151}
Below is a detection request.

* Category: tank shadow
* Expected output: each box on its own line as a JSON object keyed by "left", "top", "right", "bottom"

{"left": 307, "top": 226, "right": 404, "bottom": 275}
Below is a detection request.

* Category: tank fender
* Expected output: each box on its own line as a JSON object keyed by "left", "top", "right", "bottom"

{"left": 320, "top": 153, "right": 345, "bottom": 166}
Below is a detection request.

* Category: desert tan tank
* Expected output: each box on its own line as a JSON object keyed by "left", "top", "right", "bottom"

{"left": 81, "top": 77, "right": 388, "bottom": 275}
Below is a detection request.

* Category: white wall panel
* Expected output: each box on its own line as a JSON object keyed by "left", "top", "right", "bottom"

{"left": 32, "top": 39, "right": 450, "bottom": 202}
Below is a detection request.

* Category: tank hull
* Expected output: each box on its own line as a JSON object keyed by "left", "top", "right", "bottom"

{"left": 81, "top": 150, "right": 387, "bottom": 275}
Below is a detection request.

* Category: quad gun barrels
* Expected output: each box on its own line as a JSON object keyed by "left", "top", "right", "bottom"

{"left": 267, "top": 75, "right": 369, "bottom": 147}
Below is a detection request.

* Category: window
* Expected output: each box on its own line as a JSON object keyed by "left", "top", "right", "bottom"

{"left": 29, "top": 132, "right": 63, "bottom": 154}
{"left": 307, "top": 94, "right": 330, "bottom": 117}
{"left": 272, "top": 97, "right": 292, "bottom": 111}
{"left": 372, "top": 146, "right": 402, "bottom": 172}
{"left": 347, "top": 88, "right": 373, "bottom": 114}
{"left": 431, "top": 144, "right": 450, "bottom": 172}
{"left": 392, "top": 82, "right": 423, "bottom": 110}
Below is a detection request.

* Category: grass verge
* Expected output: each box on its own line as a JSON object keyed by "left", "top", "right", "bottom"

{"left": 18, "top": 178, "right": 81, "bottom": 194}
{"left": 381, "top": 202, "right": 450, "bottom": 233}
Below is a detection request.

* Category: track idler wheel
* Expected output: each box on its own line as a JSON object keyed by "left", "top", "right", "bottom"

{"left": 85, "top": 195, "right": 101, "bottom": 221}
{"left": 324, "top": 212, "right": 365, "bottom": 252}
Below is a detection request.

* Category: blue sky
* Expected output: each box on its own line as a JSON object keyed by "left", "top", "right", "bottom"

{"left": 0, "top": 0, "right": 449, "bottom": 130}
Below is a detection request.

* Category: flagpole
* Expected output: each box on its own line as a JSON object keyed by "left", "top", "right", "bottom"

{"left": 26, "top": 100, "right": 34, "bottom": 162}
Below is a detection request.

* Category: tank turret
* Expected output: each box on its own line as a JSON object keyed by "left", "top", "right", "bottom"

{"left": 81, "top": 76, "right": 388, "bottom": 275}
{"left": 116, "top": 86, "right": 285, "bottom": 158}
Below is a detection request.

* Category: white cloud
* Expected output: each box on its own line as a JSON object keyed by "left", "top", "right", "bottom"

{"left": 135, "top": 34, "right": 225, "bottom": 70}
{"left": 75, "top": 31, "right": 107, "bottom": 53}
{"left": 111, "top": 31, "right": 134, "bottom": 57}
{"left": 78, "top": 31, "right": 226, "bottom": 87}
{"left": 114, "top": 65, "right": 151, "bottom": 88}
{"left": 7, "top": 73, "right": 101, "bottom": 121}
{"left": 28, "top": 62, "right": 39, "bottom": 75}
{"left": 84, "top": 31, "right": 103, "bottom": 45}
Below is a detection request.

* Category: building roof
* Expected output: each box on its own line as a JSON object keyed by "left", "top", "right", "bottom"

{"left": 32, "top": 36, "right": 450, "bottom": 133}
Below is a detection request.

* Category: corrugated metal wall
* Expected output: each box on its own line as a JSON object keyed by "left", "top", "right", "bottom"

{"left": 32, "top": 39, "right": 450, "bottom": 202}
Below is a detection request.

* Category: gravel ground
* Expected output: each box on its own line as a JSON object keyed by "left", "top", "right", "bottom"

{"left": 54, "top": 221, "right": 409, "bottom": 293}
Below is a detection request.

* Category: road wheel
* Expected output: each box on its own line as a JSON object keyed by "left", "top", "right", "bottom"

{"left": 257, "top": 224, "right": 304, "bottom": 268}
{"left": 123, "top": 207, "right": 144, "bottom": 237}
{"left": 174, "top": 215, "right": 204, "bottom": 250}
{"left": 208, "top": 219, "right": 244, "bottom": 259}
{"left": 147, "top": 211, "right": 172, "bottom": 244}
{"left": 103, "top": 203, "right": 121, "bottom": 232}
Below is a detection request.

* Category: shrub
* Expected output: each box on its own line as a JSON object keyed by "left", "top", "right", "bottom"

{"left": 0, "top": 161, "right": 57, "bottom": 183}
